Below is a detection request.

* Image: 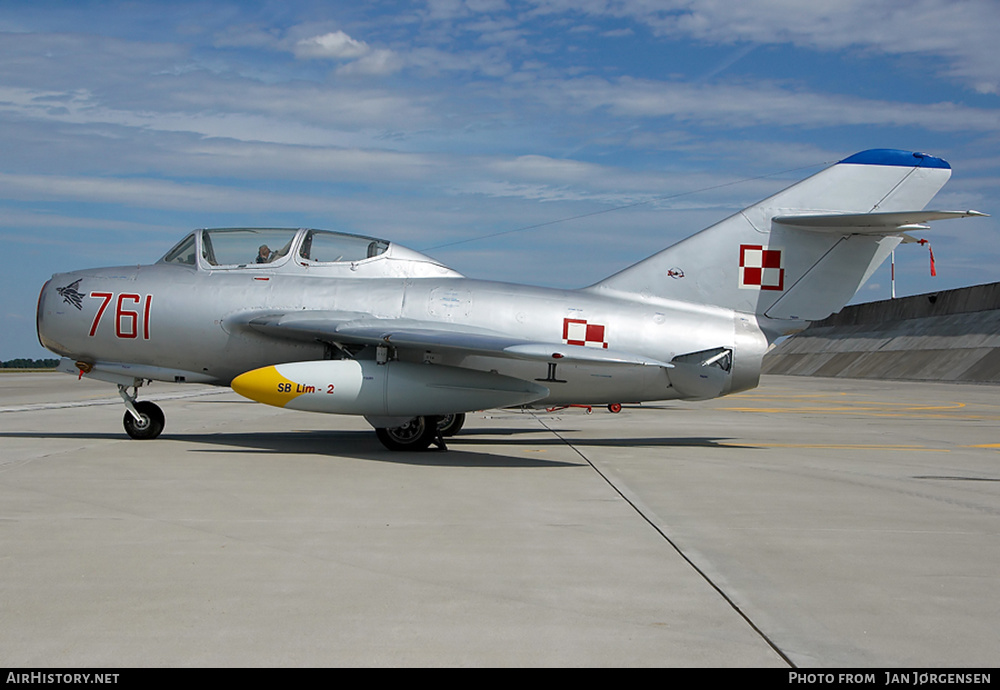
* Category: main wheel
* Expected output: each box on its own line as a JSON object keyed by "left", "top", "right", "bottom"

{"left": 123, "top": 400, "right": 165, "bottom": 440}
{"left": 437, "top": 413, "right": 466, "bottom": 437}
{"left": 375, "top": 416, "right": 440, "bottom": 451}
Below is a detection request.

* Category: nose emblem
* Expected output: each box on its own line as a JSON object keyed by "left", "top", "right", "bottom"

{"left": 56, "top": 279, "right": 84, "bottom": 310}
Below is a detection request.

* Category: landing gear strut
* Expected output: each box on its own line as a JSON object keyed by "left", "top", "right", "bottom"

{"left": 119, "top": 384, "right": 164, "bottom": 440}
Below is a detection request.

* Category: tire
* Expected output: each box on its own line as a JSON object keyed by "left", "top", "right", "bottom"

{"left": 375, "top": 416, "right": 440, "bottom": 451}
{"left": 437, "top": 413, "right": 466, "bottom": 437}
{"left": 607, "top": 403, "right": 622, "bottom": 413}
{"left": 123, "top": 401, "right": 165, "bottom": 440}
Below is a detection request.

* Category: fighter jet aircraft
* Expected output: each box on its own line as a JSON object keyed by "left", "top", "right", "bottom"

{"left": 36, "top": 149, "right": 986, "bottom": 450}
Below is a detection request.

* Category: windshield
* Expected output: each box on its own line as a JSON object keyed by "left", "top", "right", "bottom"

{"left": 200, "top": 228, "right": 298, "bottom": 267}
{"left": 161, "top": 233, "right": 197, "bottom": 265}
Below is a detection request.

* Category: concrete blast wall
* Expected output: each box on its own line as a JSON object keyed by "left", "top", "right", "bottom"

{"left": 761, "top": 282, "right": 1000, "bottom": 383}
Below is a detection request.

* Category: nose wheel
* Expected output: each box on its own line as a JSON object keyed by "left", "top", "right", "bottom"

{"left": 122, "top": 401, "right": 165, "bottom": 439}
{"left": 118, "top": 384, "right": 164, "bottom": 440}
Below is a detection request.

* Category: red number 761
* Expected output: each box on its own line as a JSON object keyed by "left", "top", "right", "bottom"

{"left": 88, "top": 292, "right": 152, "bottom": 340}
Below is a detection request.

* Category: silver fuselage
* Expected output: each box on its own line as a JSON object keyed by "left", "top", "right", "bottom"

{"left": 38, "top": 256, "right": 767, "bottom": 406}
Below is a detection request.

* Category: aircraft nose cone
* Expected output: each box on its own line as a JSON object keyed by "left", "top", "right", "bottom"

{"left": 37, "top": 274, "right": 84, "bottom": 355}
{"left": 36, "top": 278, "right": 55, "bottom": 350}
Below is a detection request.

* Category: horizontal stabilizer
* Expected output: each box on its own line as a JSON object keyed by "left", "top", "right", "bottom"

{"left": 773, "top": 210, "right": 988, "bottom": 233}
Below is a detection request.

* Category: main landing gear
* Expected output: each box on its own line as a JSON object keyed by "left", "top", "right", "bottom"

{"left": 438, "top": 413, "right": 466, "bottom": 437}
{"left": 374, "top": 413, "right": 466, "bottom": 452}
{"left": 119, "top": 384, "right": 164, "bottom": 440}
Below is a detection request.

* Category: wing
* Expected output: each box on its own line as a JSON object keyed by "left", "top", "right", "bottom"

{"left": 228, "top": 310, "right": 671, "bottom": 368}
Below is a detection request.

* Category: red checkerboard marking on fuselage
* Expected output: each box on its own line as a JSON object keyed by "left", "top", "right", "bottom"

{"left": 563, "top": 318, "right": 608, "bottom": 349}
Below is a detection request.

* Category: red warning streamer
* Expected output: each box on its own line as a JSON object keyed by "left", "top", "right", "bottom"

{"left": 918, "top": 239, "right": 937, "bottom": 277}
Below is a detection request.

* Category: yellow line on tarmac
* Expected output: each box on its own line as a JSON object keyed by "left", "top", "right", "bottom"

{"left": 717, "top": 396, "right": 986, "bottom": 419}
{"left": 723, "top": 442, "right": 950, "bottom": 452}
{"left": 718, "top": 405, "right": 968, "bottom": 419}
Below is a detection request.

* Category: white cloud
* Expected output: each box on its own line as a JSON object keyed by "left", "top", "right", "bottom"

{"left": 0, "top": 80, "right": 435, "bottom": 144}
{"left": 552, "top": 76, "right": 1000, "bottom": 132}
{"left": 570, "top": 0, "right": 1000, "bottom": 94}
{"left": 288, "top": 29, "right": 403, "bottom": 76}
{"left": 294, "top": 30, "right": 371, "bottom": 60}
{"left": 0, "top": 172, "right": 352, "bottom": 214}
{"left": 336, "top": 49, "right": 404, "bottom": 76}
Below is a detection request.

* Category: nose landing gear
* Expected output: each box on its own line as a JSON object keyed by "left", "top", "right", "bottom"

{"left": 119, "top": 384, "right": 164, "bottom": 440}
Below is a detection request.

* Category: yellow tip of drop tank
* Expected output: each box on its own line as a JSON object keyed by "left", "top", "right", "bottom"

{"left": 231, "top": 366, "right": 305, "bottom": 408}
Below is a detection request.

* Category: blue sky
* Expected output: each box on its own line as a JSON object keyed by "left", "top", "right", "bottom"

{"left": 2, "top": 0, "right": 998, "bottom": 358}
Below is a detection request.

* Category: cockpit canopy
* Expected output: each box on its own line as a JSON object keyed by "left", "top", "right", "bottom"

{"left": 158, "top": 228, "right": 461, "bottom": 279}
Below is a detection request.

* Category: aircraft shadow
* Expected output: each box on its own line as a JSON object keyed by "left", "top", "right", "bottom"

{"left": 168, "top": 430, "right": 576, "bottom": 468}
{"left": 454, "top": 427, "right": 750, "bottom": 447}
{"left": 451, "top": 434, "right": 752, "bottom": 450}
{"left": 0, "top": 427, "right": 750, "bottom": 466}
{"left": 0, "top": 429, "right": 574, "bottom": 468}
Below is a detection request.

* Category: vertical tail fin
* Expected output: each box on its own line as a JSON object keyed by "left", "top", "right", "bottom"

{"left": 588, "top": 150, "right": 978, "bottom": 322}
